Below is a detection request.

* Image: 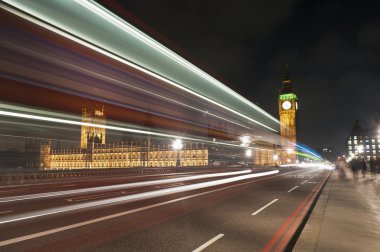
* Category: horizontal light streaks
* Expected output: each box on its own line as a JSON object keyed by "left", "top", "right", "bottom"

{"left": 77, "top": 0, "right": 278, "bottom": 123}
{"left": 0, "top": 170, "right": 279, "bottom": 224}
{"left": 0, "top": 37, "right": 252, "bottom": 132}
{"left": 1, "top": 0, "right": 279, "bottom": 132}
{"left": 0, "top": 170, "right": 252, "bottom": 203}
{"left": 0, "top": 103, "right": 279, "bottom": 152}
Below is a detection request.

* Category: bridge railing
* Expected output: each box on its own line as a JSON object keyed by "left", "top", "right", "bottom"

{"left": 0, "top": 166, "right": 222, "bottom": 186}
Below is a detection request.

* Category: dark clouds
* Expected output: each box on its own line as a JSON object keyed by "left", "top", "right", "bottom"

{"left": 112, "top": 0, "right": 380, "bottom": 153}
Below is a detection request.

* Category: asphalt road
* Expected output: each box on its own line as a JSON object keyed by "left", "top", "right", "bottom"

{"left": 0, "top": 167, "right": 331, "bottom": 252}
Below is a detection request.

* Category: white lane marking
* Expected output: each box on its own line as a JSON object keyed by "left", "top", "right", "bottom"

{"left": 301, "top": 180, "right": 308, "bottom": 184}
{"left": 251, "top": 199, "right": 278, "bottom": 216}
{"left": 0, "top": 170, "right": 303, "bottom": 246}
{"left": 192, "top": 234, "right": 224, "bottom": 252}
{"left": 287, "top": 186, "right": 299, "bottom": 193}
{"left": 0, "top": 170, "right": 252, "bottom": 203}
{"left": 0, "top": 210, "right": 13, "bottom": 215}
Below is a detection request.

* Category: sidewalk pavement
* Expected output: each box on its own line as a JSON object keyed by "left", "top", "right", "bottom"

{"left": 294, "top": 170, "right": 380, "bottom": 252}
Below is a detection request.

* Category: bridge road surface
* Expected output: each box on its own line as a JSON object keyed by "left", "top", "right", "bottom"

{"left": 0, "top": 167, "right": 330, "bottom": 252}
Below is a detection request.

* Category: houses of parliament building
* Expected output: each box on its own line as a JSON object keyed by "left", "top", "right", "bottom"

{"left": 40, "top": 104, "right": 208, "bottom": 170}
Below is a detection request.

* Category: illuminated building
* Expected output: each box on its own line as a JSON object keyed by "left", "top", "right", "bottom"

{"left": 278, "top": 64, "right": 298, "bottom": 163}
{"left": 345, "top": 119, "right": 380, "bottom": 160}
{"left": 253, "top": 141, "right": 276, "bottom": 166}
{"left": 40, "top": 105, "right": 208, "bottom": 169}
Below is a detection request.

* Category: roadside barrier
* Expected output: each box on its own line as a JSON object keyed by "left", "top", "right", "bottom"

{"left": 0, "top": 166, "right": 227, "bottom": 186}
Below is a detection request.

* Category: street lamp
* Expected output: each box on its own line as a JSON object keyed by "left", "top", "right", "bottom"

{"left": 172, "top": 138, "right": 183, "bottom": 167}
{"left": 245, "top": 149, "right": 252, "bottom": 157}
{"left": 240, "top": 135, "right": 251, "bottom": 147}
{"left": 286, "top": 148, "right": 294, "bottom": 154}
{"left": 245, "top": 149, "right": 252, "bottom": 168}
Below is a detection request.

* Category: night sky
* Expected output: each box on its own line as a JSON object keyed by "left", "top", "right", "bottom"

{"left": 106, "top": 0, "right": 380, "bottom": 154}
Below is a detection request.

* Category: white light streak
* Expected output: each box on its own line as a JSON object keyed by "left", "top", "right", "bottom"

{"left": 0, "top": 107, "right": 277, "bottom": 150}
{"left": 0, "top": 38, "right": 253, "bottom": 132}
{"left": 1, "top": 1, "right": 278, "bottom": 132}
{"left": 281, "top": 163, "right": 333, "bottom": 170}
{"left": 0, "top": 170, "right": 279, "bottom": 224}
{"left": 76, "top": 0, "right": 279, "bottom": 124}
{"left": 0, "top": 170, "right": 303, "bottom": 247}
{"left": 0, "top": 170, "right": 252, "bottom": 203}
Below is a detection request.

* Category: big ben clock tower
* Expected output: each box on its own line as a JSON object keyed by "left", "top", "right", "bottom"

{"left": 278, "top": 64, "right": 298, "bottom": 163}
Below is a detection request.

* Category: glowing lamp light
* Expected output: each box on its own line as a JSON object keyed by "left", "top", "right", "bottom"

{"left": 287, "top": 159, "right": 291, "bottom": 163}
{"left": 286, "top": 148, "right": 294, "bottom": 154}
{"left": 172, "top": 139, "right": 183, "bottom": 150}
{"left": 240, "top": 135, "right": 251, "bottom": 147}
{"left": 273, "top": 154, "right": 279, "bottom": 161}
{"left": 245, "top": 149, "right": 252, "bottom": 157}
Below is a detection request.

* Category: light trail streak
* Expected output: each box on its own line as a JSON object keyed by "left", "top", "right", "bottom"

{"left": 0, "top": 134, "right": 78, "bottom": 144}
{"left": 295, "top": 151, "right": 321, "bottom": 161}
{"left": 0, "top": 170, "right": 252, "bottom": 203}
{"left": 281, "top": 163, "right": 333, "bottom": 170}
{"left": 1, "top": 1, "right": 278, "bottom": 132}
{"left": 0, "top": 108, "right": 277, "bottom": 150}
{"left": 0, "top": 170, "right": 279, "bottom": 224}
{"left": 77, "top": 0, "right": 278, "bottom": 124}
{"left": 0, "top": 170, "right": 312, "bottom": 248}
{"left": 0, "top": 39, "right": 252, "bottom": 131}
{"left": 294, "top": 143, "right": 322, "bottom": 159}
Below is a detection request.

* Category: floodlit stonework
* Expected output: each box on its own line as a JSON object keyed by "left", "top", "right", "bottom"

{"left": 40, "top": 105, "right": 208, "bottom": 170}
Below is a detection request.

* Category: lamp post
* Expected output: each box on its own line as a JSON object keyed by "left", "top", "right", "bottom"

{"left": 172, "top": 139, "right": 183, "bottom": 168}
{"left": 245, "top": 149, "right": 252, "bottom": 168}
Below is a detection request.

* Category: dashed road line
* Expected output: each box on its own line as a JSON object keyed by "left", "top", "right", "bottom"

{"left": 287, "top": 186, "right": 299, "bottom": 193}
{"left": 301, "top": 180, "right": 308, "bottom": 184}
{"left": 192, "top": 234, "right": 224, "bottom": 252}
{"left": 252, "top": 199, "right": 278, "bottom": 216}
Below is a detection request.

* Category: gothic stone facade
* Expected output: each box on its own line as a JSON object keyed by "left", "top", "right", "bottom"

{"left": 40, "top": 105, "right": 208, "bottom": 170}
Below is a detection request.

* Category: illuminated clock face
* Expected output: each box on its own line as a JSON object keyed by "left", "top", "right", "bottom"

{"left": 282, "top": 101, "right": 291, "bottom": 110}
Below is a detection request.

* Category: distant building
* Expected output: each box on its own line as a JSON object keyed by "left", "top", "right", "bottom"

{"left": 40, "top": 104, "right": 208, "bottom": 170}
{"left": 278, "top": 64, "right": 298, "bottom": 163}
{"left": 317, "top": 147, "right": 340, "bottom": 162}
{"left": 0, "top": 139, "right": 41, "bottom": 170}
{"left": 345, "top": 119, "right": 380, "bottom": 160}
{"left": 24, "top": 138, "right": 41, "bottom": 169}
{"left": 254, "top": 141, "right": 276, "bottom": 166}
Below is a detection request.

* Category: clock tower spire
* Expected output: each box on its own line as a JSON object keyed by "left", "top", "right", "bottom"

{"left": 278, "top": 64, "right": 298, "bottom": 163}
